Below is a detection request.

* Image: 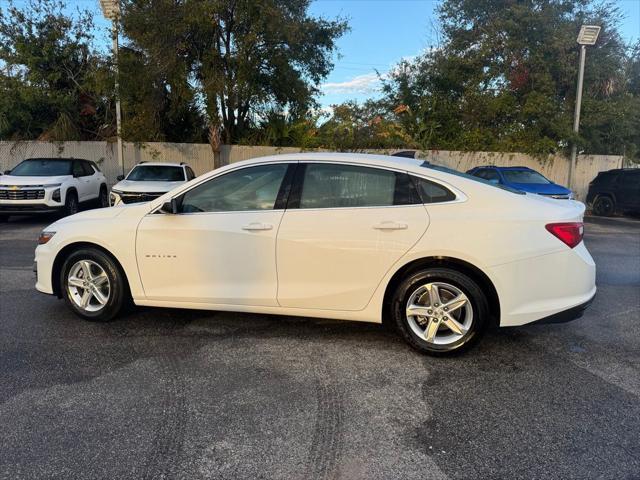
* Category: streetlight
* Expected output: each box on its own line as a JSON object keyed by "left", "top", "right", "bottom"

{"left": 99, "top": 0, "right": 125, "bottom": 178}
{"left": 568, "top": 25, "right": 601, "bottom": 191}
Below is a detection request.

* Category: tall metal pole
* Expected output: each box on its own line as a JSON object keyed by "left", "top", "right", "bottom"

{"left": 568, "top": 45, "right": 586, "bottom": 190}
{"left": 112, "top": 19, "right": 125, "bottom": 177}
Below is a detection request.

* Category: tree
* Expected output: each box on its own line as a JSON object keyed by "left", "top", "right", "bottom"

{"left": 381, "top": 0, "right": 640, "bottom": 159}
{"left": 0, "top": 0, "right": 112, "bottom": 141}
{"left": 121, "top": 0, "right": 348, "bottom": 144}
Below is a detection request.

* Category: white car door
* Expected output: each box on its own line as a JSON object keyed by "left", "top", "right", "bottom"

{"left": 72, "top": 160, "right": 93, "bottom": 201}
{"left": 136, "top": 162, "right": 295, "bottom": 306}
{"left": 276, "top": 163, "right": 430, "bottom": 311}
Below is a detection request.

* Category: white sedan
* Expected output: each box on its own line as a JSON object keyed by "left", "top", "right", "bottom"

{"left": 34, "top": 153, "right": 596, "bottom": 355}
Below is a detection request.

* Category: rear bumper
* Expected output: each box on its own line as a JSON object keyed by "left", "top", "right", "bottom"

{"left": 489, "top": 241, "right": 596, "bottom": 327}
{"left": 529, "top": 291, "right": 596, "bottom": 325}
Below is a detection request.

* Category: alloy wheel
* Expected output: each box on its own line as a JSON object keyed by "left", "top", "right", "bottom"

{"left": 405, "top": 282, "right": 473, "bottom": 345}
{"left": 67, "top": 260, "right": 111, "bottom": 312}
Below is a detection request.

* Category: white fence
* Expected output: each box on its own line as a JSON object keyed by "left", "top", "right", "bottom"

{"left": 0, "top": 141, "right": 624, "bottom": 201}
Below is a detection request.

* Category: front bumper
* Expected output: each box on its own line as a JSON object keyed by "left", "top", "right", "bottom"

{"left": 0, "top": 187, "right": 64, "bottom": 214}
{"left": 0, "top": 204, "right": 62, "bottom": 214}
{"left": 110, "top": 191, "right": 164, "bottom": 206}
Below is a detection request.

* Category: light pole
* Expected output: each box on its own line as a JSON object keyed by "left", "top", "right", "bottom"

{"left": 99, "top": 0, "right": 125, "bottom": 178}
{"left": 568, "top": 25, "right": 601, "bottom": 191}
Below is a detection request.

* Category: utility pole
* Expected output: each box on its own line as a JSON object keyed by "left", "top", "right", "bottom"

{"left": 100, "top": 0, "right": 125, "bottom": 177}
{"left": 568, "top": 25, "right": 601, "bottom": 190}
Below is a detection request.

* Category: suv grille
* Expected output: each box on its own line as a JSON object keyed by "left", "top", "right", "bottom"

{"left": 0, "top": 188, "right": 45, "bottom": 200}
{"left": 119, "top": 192, "right": 165, "bottom": 204}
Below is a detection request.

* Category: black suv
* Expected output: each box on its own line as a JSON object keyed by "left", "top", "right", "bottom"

{"left": 586, "top": 169, "right": 640, "bottom": 216}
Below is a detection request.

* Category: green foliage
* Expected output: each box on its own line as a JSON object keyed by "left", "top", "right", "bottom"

{"left": 0, "top": 0, "right": 112, "bottom": 141}
{"left": 379, "top": 0, "right": 640, "bottom": 159}
{"left": 121, "top": 0, "right": 348, "bottom": 143}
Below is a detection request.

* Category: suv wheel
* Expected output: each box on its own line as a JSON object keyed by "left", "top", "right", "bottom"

{"left": 63, "top": 190, "right": 79, "bottom": 216}
{"left": 98, "top": 185, "right": 109, "bottom": 208}
{"left": 391, "top": 268, "right": 488, "bottom": 355}
{"left": 60, "top": 248, "right": 128, "bottom": 321}
{"left": 592, "top": 195, "right": 615, "bottom": 216}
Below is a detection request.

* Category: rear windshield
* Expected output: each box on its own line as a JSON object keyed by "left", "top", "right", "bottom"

{"left": 421, "top": 162, "right": 525, "bottom": 194}
{"left": 10, "top": 159, "right": 73, "bottom": 177}
{"left": 126, "top": 165, "right": 185, "bottom": 182}
{"left": 502, "top": 170, "right": 551, "bottom": 184}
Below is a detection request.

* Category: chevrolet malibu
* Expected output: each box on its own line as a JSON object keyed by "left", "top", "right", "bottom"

{"left": 34, "top": 153, "right": 596, "bottom": 355}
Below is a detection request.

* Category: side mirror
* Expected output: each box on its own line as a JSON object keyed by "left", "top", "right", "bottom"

{"left": 4, "top": 170, "right": 11, "bottom": 175}
{"left": 159, "top": 198, "right": 179, "bottom": 214}
{"left": 116, "top": 174, "right": 125, "bottom": 181}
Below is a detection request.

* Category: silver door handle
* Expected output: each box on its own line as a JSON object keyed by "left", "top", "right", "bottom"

{"left": 373, "top": 221, "right": 408, "bottom": 230}
{"left": 242, "top": 222, "right": 273, "bottom": 231}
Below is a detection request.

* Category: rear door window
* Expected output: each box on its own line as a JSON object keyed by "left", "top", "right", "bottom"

{"left": 296, "top": 164, "right": 408, "bottom": 209}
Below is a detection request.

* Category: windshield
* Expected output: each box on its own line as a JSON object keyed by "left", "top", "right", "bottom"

{"left": 126, "top": 165, "right": 185, "bottom": 182}
{"left": 9, "top": 159, "right": 73, "bottom": 177}
{"left": 502, "top": 170, "right": 551, "bottom": 184}
{"left": 422, "top": 162, "right": 525, "bottom": 194}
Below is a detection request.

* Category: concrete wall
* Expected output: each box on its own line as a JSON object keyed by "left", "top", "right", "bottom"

{"left": 0, "top": 141, "right": 623, "bottom": 201}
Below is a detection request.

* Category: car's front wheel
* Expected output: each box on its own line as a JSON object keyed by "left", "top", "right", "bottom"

{"left": 391, "top": 268, "right": 488, "bottom": 355}
{"left": 60, "top": 248, "right": 128, "bottom": 321}
{"left": 63, "top": 190, "right": 79, "bottom": 217}
{"left": 98, "top": 185, "right": 109, "bottom": 208}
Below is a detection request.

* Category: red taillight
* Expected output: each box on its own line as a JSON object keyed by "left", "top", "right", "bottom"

{"left": 545, "top": 222, "right": 584, "bottom": 248}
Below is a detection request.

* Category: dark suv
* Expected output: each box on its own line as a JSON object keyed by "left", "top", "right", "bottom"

{"left": 586, "top": 169, "right": 640, "bottom": 216}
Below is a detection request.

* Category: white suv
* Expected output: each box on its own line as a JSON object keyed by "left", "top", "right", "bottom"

{"left": 110, "top": 162, "right": 195, "bottom": 206}
{"left": 0, "top": 158, "right": 108, "bottom": 221}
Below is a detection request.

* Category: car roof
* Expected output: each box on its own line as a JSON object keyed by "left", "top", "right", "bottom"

{"left": 133, "top": 162, "right": 185, "bottom": 167}
{"left": 23, "top": 157, "right": 87, "bottom": 161}
{"left": 240, "top": 152, "right": 423, "bottom": 170}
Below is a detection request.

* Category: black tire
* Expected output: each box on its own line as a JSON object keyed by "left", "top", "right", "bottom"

{"left": 592, "top": 195, "right": 615, "bottom": 216}
{"left": 0, "top": 214, "right": 8, "bottom": 222}
{"left": 63, "top": 190, "right": 79, "bottom": 217}
{"left": 98, "top": 185, "right": 109, "bottom": 208}
{"left": 60, "top": 248, "right": 129, "bottom": 322}
{"left": 391, "top": 268, "right": 488, "bottom": 355}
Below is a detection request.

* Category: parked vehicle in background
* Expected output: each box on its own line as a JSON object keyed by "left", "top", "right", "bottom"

{"left": 0, "top": 158, "right": 108, "bottom": 221}
{"left": 586, "top": 169, "right": 640, "bottom": 216}
{"left": 467, "top": 166, "right": 573, "bottom": 199}
{"left": 34, "top": 153, "right": 595, "bottom": 356}
{"left": 110, "top": 162, "right": 196, "bottom": 206}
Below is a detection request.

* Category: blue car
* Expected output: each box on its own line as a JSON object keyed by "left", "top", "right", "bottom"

{"left": 466, "top": 166, "right": 573, "bottom": 199}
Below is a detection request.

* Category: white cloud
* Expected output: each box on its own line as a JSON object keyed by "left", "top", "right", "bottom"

{"left": 321, "top": 73, "right": 382, "bottom": 94}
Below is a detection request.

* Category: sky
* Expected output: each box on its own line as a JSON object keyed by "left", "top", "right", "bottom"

{"left": 311, "top": 0, "right": 640, "bottom": 108}
{"left": 9, "top": 0, "right": 640, "bottom": 109}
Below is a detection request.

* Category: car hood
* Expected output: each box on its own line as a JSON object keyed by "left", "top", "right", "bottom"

{"left": 509, "top": 182, "right": 571, "bottom": 195}
{"left": 112, "top": 180, "right": 184, "bottom": 193}
{"left": 0, "top": 175, "right": 72, "bottom": 186}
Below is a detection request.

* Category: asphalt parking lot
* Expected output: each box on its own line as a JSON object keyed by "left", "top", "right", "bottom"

{"left": 0, "top": 214, "right": 639, "bottom": 480}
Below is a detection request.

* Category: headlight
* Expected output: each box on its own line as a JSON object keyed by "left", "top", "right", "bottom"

{"left": 52, "top": 188, "right": 61, "bottom": 202}
{"left": 109, "top": 192, "right": 120, "bottom": 206}
{"left": 38, "top": 231, "right": 56, "bottom": 245}
{"left": 44, "top": 183, "right": 62, "bottom": 188}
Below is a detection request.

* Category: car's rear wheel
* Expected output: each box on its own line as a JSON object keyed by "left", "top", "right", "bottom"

{"left": 391, "top": 268, "right": 488, "bottom": 355}
{"left": 592, "top": 195, "right": 615, "bottom": 216}
{"left": 63, "top": 190, "right": 79, "bottom": 217}
{"left": 60, "top": 248, "right": 128, "bottom": 321}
